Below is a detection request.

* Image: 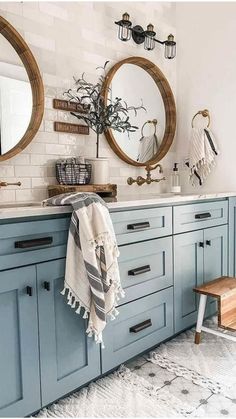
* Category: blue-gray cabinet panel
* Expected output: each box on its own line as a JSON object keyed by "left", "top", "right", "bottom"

{"left": 119, "top": 237, "right": 173, "bottom": 304}
{"left": 0, "top": 267, "right": 40, "bottom": 417}
{"left": 174, "top": 200, "right": 228, "bottom": 234}
{"left": 174, "top": 230, "right": 204, "bottom": 333}
{"left": 102, "top": 287, "right": 173, "bottom": 373}
{"left": 37, "top": 259, "right": 101, "bottom": 407}
{"left": 0, "top": 217, "right": 70, "bottom": 270}
{"left": 111, "top": 207, "right": 172, "bottom": 245}
{"left": 204, "top": 225, "right": 228, "bottom": 316}
{"left": 229, "top": 197, "right": 236, "bottom": 276}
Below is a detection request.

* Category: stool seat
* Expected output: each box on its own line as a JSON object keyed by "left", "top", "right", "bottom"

{"left": 194, "top": 276, "right": 236, "bottom": 298}
{"left": 193, "top": 276, "right": 236, "bottom": 344}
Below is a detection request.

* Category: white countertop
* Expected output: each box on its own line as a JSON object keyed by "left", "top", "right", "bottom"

{"left": 0, "top": 191, "right": 236, "bottom": 220}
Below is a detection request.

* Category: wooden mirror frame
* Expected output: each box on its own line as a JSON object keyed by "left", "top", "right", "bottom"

{"left": 103, "top": 56, "right": 176, "bottom": 166}
{"left": 0, "top": 16, "right": 44, "bottom": 161}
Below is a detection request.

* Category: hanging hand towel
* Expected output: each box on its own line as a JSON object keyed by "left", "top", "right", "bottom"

{"left": 188, "top": 127, "right": 219, "bottom": 186}
{"left": 137, "top": 133, "right": 159, "bottom": 162}
{"left": 43, "top": 192, "right": 124, "bottom": 345}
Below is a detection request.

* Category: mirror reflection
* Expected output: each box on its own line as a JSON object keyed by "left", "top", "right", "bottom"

{"left": 0, "top": 35, "right": 32, "bottom": 155}
{"left": 109, "top": 63, "right": 165, "bottom": 163}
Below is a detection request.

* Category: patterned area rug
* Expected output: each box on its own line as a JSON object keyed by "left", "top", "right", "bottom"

{"left": 149, "top": 318, "right": 236, "bottom": 398}
{"left": 36, "top": 319, "right": 236, "bottom": 417}
{"left": 36, "top": 366, "right": 190, "bottom": 417}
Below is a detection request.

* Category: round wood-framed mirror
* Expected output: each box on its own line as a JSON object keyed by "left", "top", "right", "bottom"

{"left": 103, "top": 57, "right": 176, "bottom": 166}
{"left": 0, "top": 16, "right": 44, "bottom": 161}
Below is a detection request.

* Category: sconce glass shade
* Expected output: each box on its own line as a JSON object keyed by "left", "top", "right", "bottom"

{"left": 117, "top": 12, "right": 132, "bottom": 42}
{"left": 144, "top": 23, "right": 156, "bottom": 51}
{"left": 164, "top": 34, "right": 176, "bottom": 59}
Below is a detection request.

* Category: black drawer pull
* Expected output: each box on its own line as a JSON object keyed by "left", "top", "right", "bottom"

{"left": 199, "top": 241, "right": 204, "bottom": 248}
{"left": 15, "top": 236, "right": 53, "bottom": 249}
{"left": 128, "top": 265, "right": 151, "bottom": 276}
{"left": 195, "top": 212, "right": 211, "bottom": 220}
{"left": 43, "top": 281, "right": 51, "bottom": 291}
{"left": 206, "top": 240, "right": 211, "bottom": 246}
{"left": 127, "top": 222, "right": 150, "bottom": 230}
{"left": 26, "top": 286, "right": 33, "bottom": 297}
{"left": 129, "top": 319, "right": 152, "bottom": 333}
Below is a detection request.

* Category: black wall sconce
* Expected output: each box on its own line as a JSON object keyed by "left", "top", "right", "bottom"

{"left": 115, "top": 12, "right": 176, "bottom": 59}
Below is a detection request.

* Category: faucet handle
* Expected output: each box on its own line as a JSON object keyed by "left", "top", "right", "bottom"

{"left": 0, "top": 181, "right": 21, "bottom": 187}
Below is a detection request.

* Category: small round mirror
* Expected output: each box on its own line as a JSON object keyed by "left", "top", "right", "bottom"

{"left": 103, "top": 57, "right": 176, "bottom": 166}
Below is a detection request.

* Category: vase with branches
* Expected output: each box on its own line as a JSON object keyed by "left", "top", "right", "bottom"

{"left": 64, "top": 61, "right": 145, "bottom": 159}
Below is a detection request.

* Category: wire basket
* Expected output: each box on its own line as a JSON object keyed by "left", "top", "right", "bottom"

{"left": 56, "top": 158, "right": 92, "bottom": 185}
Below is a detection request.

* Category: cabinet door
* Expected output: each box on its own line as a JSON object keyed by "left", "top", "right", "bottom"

{"left": 174, "top": 230, "right": 204, "bottom": 333}
{"left": 0, "top": 267, "right": 40, "bottom": 417}
{"left": 229, "top": 197, "right": 236, "bottom": 276}
{"left": 204, "top": 225, "right": 228, "bottom": 316}
{"left": 37, "top": 259, "right": 101, "bottom": 407}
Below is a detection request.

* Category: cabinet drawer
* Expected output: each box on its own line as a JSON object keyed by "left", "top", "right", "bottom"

{"left": 0, "top": 216, "right": 70, "bottom": 270}
{"left": 119, "top": 237, "right": 173, "bottom": 304}
{"left": 111, "top": 207, "right": 172, "bottom": 245}
{"left": 174, "top": 200, "right": 228, "bottom": 234}
{"left": 102, "top": 287, "right": 173, "bottom": 373}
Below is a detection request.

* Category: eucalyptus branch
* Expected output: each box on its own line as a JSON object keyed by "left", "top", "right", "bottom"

{"left": 64, "top": 61, "right": 146, "bottom": 158}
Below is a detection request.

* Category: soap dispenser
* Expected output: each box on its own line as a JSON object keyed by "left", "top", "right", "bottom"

{"left": 171, "top": 163, "right": 181, "bottom": 194}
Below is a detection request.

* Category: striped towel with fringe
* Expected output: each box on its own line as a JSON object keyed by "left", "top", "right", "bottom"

{"left": 188, "top": 127, "right": 219, "bottom": 186}
{"left": 43, "top": 192, "right": 124, "bottom": 346}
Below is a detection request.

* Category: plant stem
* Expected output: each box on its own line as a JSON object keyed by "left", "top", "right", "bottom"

{"left": 96, "top": 131, "right": 99, "bottom": 158}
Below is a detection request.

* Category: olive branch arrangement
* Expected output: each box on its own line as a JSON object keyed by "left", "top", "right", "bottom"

{"left": 64, "top": 61, "right": 145, "bottom": 158}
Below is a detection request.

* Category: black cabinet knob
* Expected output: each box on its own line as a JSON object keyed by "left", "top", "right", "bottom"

{"left": 206, "top": 240, "right": 211, "bottom": 246}
{"left": 43, "top": 281, "right": 51, "bottom": 291}
{"left": 26, "top": 286, "right": 33, "bottom": 296}
{"left": 199, "top": 242, "right": 204, "bottom": 248}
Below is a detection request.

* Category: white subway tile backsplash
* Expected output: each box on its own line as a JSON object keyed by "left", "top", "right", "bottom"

{"left": 0, "top": 1, "right": 176, "bottom": 202}
{"left": 0, "top": 189, "right": 16, "bottom": 202}
{"left": 39, "top": 2, "right": 69, "bottom": 21}
{"left": 25, "top": 32, "right": 56, "bottom": 51}
{"left": 32, "top": 177, "right": 56, "bottom": 188}
{"left": 0, "top": 166, "right": 15, "bottom": 177}
{"left": 15, "top": 166, "right": 48, "bottom": 178}
{"left": 44, "top": 121, "right": 54, "bottom": 133}
{"left": 36, "top": 132, "right": 59, "bottom": 144}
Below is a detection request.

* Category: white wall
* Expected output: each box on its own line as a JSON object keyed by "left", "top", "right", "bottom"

{"left": 176, "top": 2, "right": 236, "bottom": 193}
{"left": 0, "top": 1, "right": 176, "bottom": 202}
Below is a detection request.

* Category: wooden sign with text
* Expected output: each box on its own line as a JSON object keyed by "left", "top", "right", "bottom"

{"left": 54, "top": 122, "right": 89, "bottom": 135}
{"left": 53, "top": 99, "right": 89, "bottom": 113}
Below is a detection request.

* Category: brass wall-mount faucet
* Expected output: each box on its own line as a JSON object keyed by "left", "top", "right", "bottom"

{"left": 0, "top": 181, "right": 21, "bottom": 188}
{"left": 127, "top": 163, "right": 165, "bottom": 186}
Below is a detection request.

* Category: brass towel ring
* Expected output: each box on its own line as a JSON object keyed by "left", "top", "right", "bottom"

{"left": 141, "top": 119, "right": 157, "bottom": 137}
{"left": 191, "top": 109, "right": 210, "bottom": 128}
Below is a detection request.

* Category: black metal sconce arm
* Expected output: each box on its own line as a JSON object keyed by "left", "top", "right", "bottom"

{"left": 115, "top": 21, "right": 169, "bottom": 46}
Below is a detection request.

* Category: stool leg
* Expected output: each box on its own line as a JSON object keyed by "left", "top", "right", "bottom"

{"left": 195, "top": 294, "right": 207, "bottom": 344}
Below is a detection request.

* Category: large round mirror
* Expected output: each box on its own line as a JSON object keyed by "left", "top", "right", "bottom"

{"left": 0, "top": 16, "right": 44, "bottom": 161}
{"left": 103, "top": 57, "right": 176, "bottom": 166}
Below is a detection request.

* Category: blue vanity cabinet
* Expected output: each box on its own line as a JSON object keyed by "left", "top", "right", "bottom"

{"left": 174, "top": 224, "right": 228, "bottom": 333}
{"left": 37, "top": 258, "right": 101, "bottom": 407}
{"left": 174, "top": 230, "right": 204, "bottom": 333}
{"left": 0, "top": 266, "right": 41, "bottom": 418}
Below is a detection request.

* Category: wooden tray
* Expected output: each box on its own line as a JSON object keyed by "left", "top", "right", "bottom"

{"left": 48, "top": 184, "right": 117, "bottom": 198}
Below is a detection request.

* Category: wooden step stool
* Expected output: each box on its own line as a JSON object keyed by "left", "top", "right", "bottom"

{"left": 193, "top": 276, "right": 236, "bottom": 344}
